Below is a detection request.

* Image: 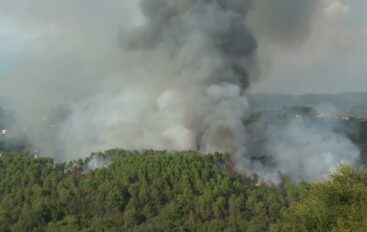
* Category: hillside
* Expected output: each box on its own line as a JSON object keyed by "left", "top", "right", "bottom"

{"left": 0, "top": 150, "right": 366, "bottom": 231}
{"left": 248, "top": 93, "right": 367, "bottom": 117}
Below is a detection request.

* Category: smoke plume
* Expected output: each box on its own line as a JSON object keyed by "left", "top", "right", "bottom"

{"left": 263, "top": 119, "right": 359, "bottom": 182}
{"left": 0, "top": 0, "right": 359, "bottom": 180}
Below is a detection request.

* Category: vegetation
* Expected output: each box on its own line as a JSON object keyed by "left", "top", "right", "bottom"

{"left": 272, "top": 165, "right": 367, "bottom": 232}
{"left": 0, "top": 150, "right": 366, "bottom": 231}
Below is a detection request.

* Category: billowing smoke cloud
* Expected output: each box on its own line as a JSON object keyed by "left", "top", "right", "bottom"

{"left": 0, "top": 0, "right": 359, "bottom": 180}
{"left": 260, "top": 119, "right": 359, "bottom": 182}
{"left": 58, "top": 0, "right": 259, "bottom": 159}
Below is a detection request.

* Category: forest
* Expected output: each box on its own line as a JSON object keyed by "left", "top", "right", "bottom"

{"left": 0, "top": 150, "right": 366, "bottom": 232}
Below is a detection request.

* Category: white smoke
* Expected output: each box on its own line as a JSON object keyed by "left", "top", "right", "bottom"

{"left": 84, "top": 153, "right": 112, "bottom": 172}
{"left": 261, "top": 119, "right": 359, "bottom": 182}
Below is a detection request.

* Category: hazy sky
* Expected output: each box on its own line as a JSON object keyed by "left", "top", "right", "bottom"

{"left": 0, "top": 0, "right": 366, "bottom": 95}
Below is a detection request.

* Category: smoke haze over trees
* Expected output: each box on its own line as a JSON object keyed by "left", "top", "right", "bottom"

{"left": 0, "top": 0, "right": 363, "bottom": 181}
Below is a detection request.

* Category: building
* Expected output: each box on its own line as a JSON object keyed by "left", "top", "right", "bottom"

{"left": 340, "top": 115, "right": 351, "bottom": 121}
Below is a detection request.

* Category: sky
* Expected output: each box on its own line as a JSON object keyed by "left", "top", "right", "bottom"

{"left": 0, "top": 0, "right": 366, "bottom": 95}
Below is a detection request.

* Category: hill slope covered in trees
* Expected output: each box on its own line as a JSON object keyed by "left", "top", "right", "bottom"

{"left": 0, "top": 150, "right": 366, "bottom": 231}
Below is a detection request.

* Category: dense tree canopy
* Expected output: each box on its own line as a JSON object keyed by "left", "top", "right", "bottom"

{"left": 0, "top": 150, "right": 366, "bottom": 231}
{"left": 271, "top": 165, "right": 367, "bottom": 232}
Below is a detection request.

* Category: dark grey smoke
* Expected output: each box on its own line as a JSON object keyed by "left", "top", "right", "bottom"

{"left": 126, "top": 0, "right": 257, "bottom": 90}
{"left": 248, "top": 0, "right": 318, "bottom": 47}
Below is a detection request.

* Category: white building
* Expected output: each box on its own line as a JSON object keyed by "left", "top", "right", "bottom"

{"left": 340, "top": 115, "right": 351, "bottom": 121}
